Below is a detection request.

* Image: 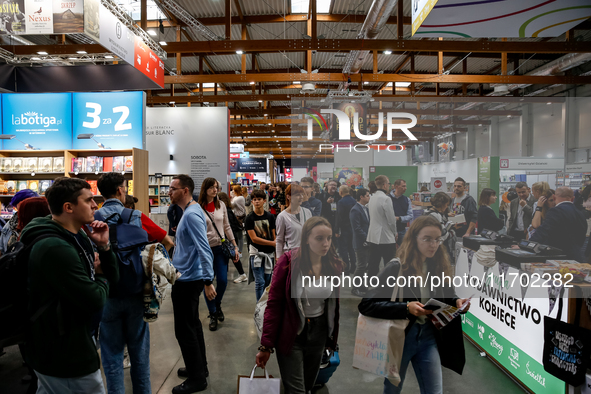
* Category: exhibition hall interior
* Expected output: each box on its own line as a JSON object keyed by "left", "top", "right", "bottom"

{"left": 1, "top": 0, "right": 591, "bottom": 393}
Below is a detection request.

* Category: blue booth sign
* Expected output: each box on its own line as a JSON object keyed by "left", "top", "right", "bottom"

{"left": 73, "top": 92, "right": 145, "bottom": 149}
{"left": 2, "top": 93, "right": 73, "bottom": 150}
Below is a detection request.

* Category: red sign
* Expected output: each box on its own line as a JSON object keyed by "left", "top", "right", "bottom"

{"left": 230, "top": 153, "right": 240, "bottom": 159}
{"left": 434, "top": 180, "right": 443, "bottom": 189}
{"left": 134, "top": 37, "right": 165, "bottom": 88}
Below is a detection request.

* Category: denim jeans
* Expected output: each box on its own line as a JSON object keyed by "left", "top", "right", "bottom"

{"left": 276, "top": 313, "right": 328, "bottom": 394}
{"left": 35, "top": 369, "right": 105, "bottom": 394}
{"left": 383, "top": 323, "right": 442, "bottom": 394}
{"left": 100, "top": 294, "right": 151, "bottom": 394}
{"left": 204, "top": 245, "right": 228, "bottom": 314}
{"left": 172, "top": 279, "right": 208, "bottom": 381}
{"left": 250, "top": 255, "right": 273, "bottom": 302}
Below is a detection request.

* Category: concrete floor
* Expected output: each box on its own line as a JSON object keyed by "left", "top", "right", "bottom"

{"left": 0, "top": 263, "right": 528, "bottom": 394}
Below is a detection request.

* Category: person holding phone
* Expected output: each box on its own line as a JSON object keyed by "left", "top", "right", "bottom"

{"left": 359, "top": 215, "right": 470, "bottom": 394}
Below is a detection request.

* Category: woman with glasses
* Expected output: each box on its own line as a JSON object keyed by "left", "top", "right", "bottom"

{"left": 275, "top": 184, "right": 312, "bottom": 259}
{"left": 256, "top": 216, "right": 343, "bottom": 394}
{"left": 198, "top": 177, "right": 240, "bottom": 331}
{"left": 359, "top": 215, "right": 470, "bottom": 394}
{"left": 423, "top": 192, "right": 456, "bottom": 260}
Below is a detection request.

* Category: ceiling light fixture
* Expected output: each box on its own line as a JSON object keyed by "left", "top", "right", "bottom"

{"left": 148, "top": 30, "right": 157, "bottom": 36}
{"left": 37, "top": 51, "right": 48, "bottom": 55}
{"left": 236, "top": 50, "right": 243, "bottom": 54}
{"left": 250, "top": 81, "right": 255, "bottom": 85}
{"left": 105, "top": 55, "right": 114, "bottom": 59}
{"left": 159, "top": 41, "right": 167, "bottom": 46}
{"left": 383, "top": 50, "right": 392, "bottom": 55}
{"left": 77, "top": 51, "right": 87, "bottom": 54}
{"left": 31, "top": 57, "right": 41, "bottom": 60}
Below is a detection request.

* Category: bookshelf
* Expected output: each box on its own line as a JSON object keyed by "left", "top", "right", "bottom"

{"left": 0, "top": 148, "right": 149, "bottom": 214}
{"left": 148, "top": 174, "right": 173, "bottom": 211}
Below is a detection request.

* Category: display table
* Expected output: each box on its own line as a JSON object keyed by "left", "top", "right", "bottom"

{"left": 455, "top": 245, "right": 587, "bottom": 394}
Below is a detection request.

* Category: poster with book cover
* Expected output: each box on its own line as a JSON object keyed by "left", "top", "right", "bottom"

{"left": 124, "top": 156, "right": 133, "bottom": 172}
{"left": 0, "top": 0, "right": 26, "bottom": 35}
{"left": 52, "top": 0, "right": 83, "bottom": 33}
{"left": 25, "top": 0, "right": 53, "bottom": 34}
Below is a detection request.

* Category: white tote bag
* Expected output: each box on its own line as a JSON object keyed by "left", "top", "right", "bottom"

{"left": 253, "top": 286, "right": 270, "bottom": 339}
{"left": 237, "top": 365, "right": 280, "bottom": 394}
{"left": 352, "top": 280, "right": 408, "bottom": 386}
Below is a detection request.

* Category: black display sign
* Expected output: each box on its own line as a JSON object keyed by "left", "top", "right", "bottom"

{"left": 231, "top": 158, "right": 267, "bottom": 172}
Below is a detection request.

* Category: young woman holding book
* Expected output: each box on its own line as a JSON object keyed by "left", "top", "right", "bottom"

{"left": 359, "top": 215, "right": 470, "bottom": 394}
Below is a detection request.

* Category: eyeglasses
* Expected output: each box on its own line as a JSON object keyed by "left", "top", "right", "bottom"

{"left": 302, "top": 185, "right": 312, "bottom": 189}
{"left": 417, "top": 237, "right": 445, "bottom": 245}
{"left": 168, "top": 186, "right": 185, "bottom": 193}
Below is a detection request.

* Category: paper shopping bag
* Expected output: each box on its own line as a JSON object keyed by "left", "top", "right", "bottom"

{"left": 237, "top": 365, "right": 280, "bottom": 394}
{"left": 352, "top": 313, "right": 408, "bottom": 386}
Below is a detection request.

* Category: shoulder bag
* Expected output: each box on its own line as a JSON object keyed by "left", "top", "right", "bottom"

{"left": 206, "top": 210, "right": 236, "bottom": 261}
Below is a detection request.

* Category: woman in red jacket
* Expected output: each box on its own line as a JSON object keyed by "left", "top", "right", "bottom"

{"left": 255, "top": 216, "right": 343, "bottom": 393}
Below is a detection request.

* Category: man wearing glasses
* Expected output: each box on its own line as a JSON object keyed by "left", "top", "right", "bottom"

{"left": 168, "top": 175, "right": 215, "bottom": 393}
{"left": 300, "top": 176, "right": 322, "bottom": 217}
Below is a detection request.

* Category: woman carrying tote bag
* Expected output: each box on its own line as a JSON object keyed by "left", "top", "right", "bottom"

{"left": 198, "top": 177, "right": 240, "bottom": 332}
{"left": 275, "top": 184, "right": 312, "bottom": 259}
{"left": 255, "top": 216, "right": 343, "bottom": 394}
{"left": 358, "top": 215, "right": 471, "bottom": 394}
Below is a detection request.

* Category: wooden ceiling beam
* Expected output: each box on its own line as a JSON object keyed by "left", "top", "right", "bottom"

{"left": 159, "top": 39, "right": 591, "bottom": 55}
{"left": 146, "top": 14, "right": 412, "bottom": 27}
{"left": 163, "top": 73, "right": 591, "bottom": 86}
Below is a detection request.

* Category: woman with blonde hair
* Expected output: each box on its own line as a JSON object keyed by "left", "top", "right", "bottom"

{"left": 359, "top": 215, "right": 470, "bottom": 394}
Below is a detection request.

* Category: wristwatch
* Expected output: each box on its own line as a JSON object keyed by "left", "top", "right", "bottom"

{"left": 96, "top": 242, "right": 111, "bottom": 252}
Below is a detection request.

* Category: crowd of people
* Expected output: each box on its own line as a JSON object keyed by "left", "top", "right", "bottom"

{"left": 2, "top": 172, "right": 590, "bottom": 394}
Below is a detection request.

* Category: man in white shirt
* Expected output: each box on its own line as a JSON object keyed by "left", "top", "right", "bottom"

{"left": 366, "top": 175, "right": 397, "bottom": 280}
{"left": 508, "top": 181, "right": 535, "bottom": 241}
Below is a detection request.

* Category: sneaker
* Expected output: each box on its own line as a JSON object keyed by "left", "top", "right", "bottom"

{"left": 215, "top": 307, "right": 224, "bottom": 322}
{"left": 172, "top": 378, "right": 207, "bottom": 394}
{"left": 233, "top": 273, "right": 247, "bottom": 283}
{"left": 208, "top": 315, "right": 218, "bottom": 331}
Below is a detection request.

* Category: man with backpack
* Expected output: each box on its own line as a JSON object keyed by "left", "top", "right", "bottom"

{"left": 96, "top": 172, "right": 151, "bottom": 394}
{"left": 21, "top": 177, "right": 118, "bottom": 393}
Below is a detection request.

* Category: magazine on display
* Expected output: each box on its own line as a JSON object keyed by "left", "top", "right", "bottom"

{"left": 424, "top": 295, "right": 473, "bottom": 330}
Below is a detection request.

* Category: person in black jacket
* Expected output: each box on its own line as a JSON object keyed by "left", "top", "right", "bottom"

{"left": 477, "top": 188, "right": 505, "bottom": 233}
{"left": 358, "top": 215, "right": 470, "bottom": 394}
{"left": 218, "top": 192, "right": 247, "bottom": 283}
{"left": 530, "top": 187, "right": 588, "bottom": 262}
{"left": 335, "top": 185, "right": 357, "bottom": 274}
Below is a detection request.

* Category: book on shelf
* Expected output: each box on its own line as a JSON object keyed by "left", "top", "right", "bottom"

{"left": 127, "top": 180, "right": 134, "bottom": 195}
{"left": 39, "top": 180, "right": 52, "bottom": 194}
{"left": 88, "top": 180, "right": 98, "bottom": 196}
{"left": 113, "top": 156, "right": 124, "bottom": 172}
{"left": 0, "top": 158, "right": 13, "bottom": 172}
{"left": 26, "top": 158, "right": 38, "bottom": 173}
{"left": 5, "top": 181, "right": 16, "bottom": 194}
{"left": 12, "top": 158, "right": 24, "bottom": 173}
{"left": 124, "top": 156, "right": 133, "bottom": 172}
{"left": 38, "top": 157, "right": 53, "bottom": 172}
{"left": 85, "top": 156, "right": 104, "bottom": 173}
{"left": 103, "top": 157, "right": 113, "bottom": 172}
{"left": 53, "top": 157, "right": 64, "bottom": 173}
{"left": 17, "top": 180, "right": 28, "bottom": 192}
{"left": 71, "top": 157, "right": 86, "bottom": 173}
{"left": 27, "top": 180, "right": 39, "bottom": 193}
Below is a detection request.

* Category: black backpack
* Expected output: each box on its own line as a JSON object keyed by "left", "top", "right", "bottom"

{"left": 94, "top": 208, "right": 150, "bottom": 297}
{"left": 0, "top": 233, "right": 78, "bottom": 348}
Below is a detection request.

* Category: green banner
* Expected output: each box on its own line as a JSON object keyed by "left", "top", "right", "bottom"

{"left": 461, "top": 312, "right": 565, "bottom": 394}
{"left": 477, "top": 156, "right": 500, "bottom": 215}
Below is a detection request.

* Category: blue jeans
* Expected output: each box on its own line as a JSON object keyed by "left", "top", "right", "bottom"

{"left": 250, "top": 255, "right": 273, "bottom": 302}
{"left": 204, "top": 245, "right": 228, "bottom": 314}
{"left": 100, "top": 294, "right": 151, "bottom": 394}
{"left": 383, "top": 323, "right": 442, "bottom": 394}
